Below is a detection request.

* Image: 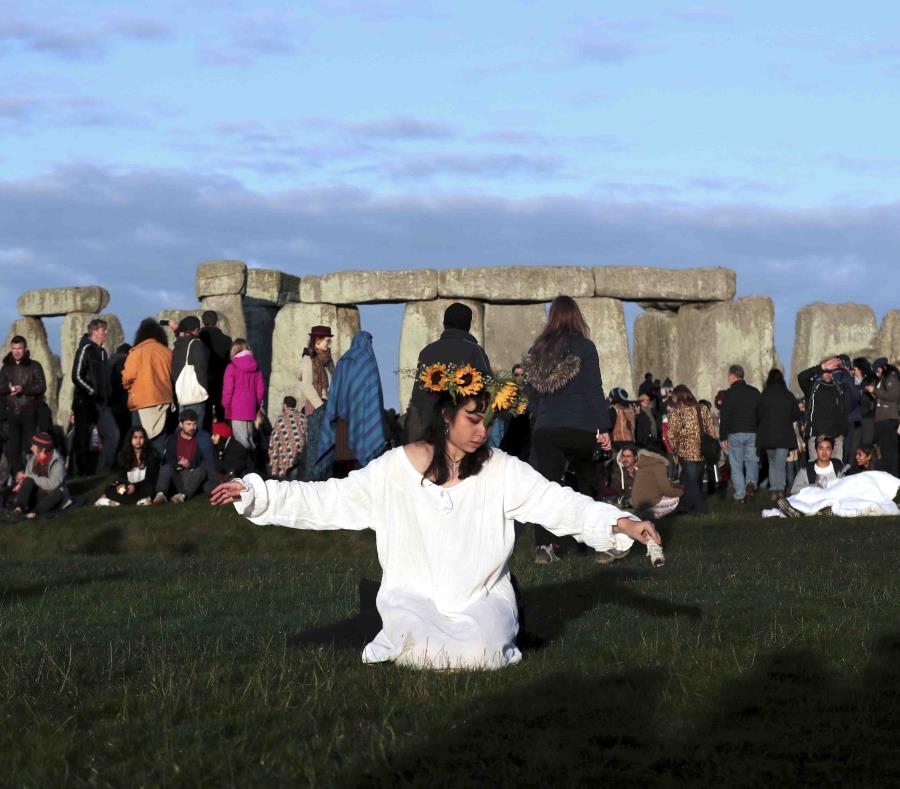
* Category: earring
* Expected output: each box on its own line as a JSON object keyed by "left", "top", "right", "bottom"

{"left": 443, "top": 422, "right": 450, "bottom": 438}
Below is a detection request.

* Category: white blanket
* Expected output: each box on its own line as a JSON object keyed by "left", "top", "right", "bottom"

{"left": 762, "top": 471, "right": 900, "bottom": 518}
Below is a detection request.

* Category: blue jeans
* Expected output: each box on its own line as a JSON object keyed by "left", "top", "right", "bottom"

{"left": 766, "top": 448, "right": 788, "bottom": 493}
{"left": 679, "top": 460, "right": 708, "bottom": 514}
{"left": 728, "top": 432, "right": 758, "bottom": 500}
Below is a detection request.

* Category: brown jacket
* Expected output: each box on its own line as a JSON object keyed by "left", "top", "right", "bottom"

{"left": 122, "top": 339, "right": 173, "bottom": 410}
{"left": 667, "top": 403, "right": 717, "bottom": 462}
{"left": 632, "top": 450, "right": 682, "bottom": 510}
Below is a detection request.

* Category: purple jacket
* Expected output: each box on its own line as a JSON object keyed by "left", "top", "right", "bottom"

{"left": 222, "top": 352, "right": 265, "bottom": 421}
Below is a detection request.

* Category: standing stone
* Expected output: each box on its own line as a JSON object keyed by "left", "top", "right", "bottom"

{"left": 319, "top": 269, "right": 438, "bottom": 304}
{"left": 195, "top": 260, "right": 247, "bottom": 298}
{"left": 246, "top": 269, "right": 301, "bottom": 306}
{"left": 876, "top": 310, "right": 900, "bottom": 364}
{"left": 483, "top": 303, "right": 547, "bottom": 374}
{"left": 300, "top": 275, "right": 323, "bottom": 303}
{"left": 574, "top": 298, "right": 633, "bottom": 397}
{"left": 593, "top": 266, "right": 736, "bottom": 303}
{"left": 17, "top": 286, "right": 110, "bottom": 317}
{"left": 633, "top": 309, "right": 678, "bottom": 390}
{"left": 200, "top": 294, "right": 246, "bottom": 341}
{"left": 438, "top": 266, "right": 593, "bottom": 302}
{"left": 790, "top": 303, "right": 877, "bottom": 391}
{"left": 56, "top": 313, "right": 125, "bottom": 428}
{"left": 398, "top": 299, "right": 485, "bottom": 411}
{"left": 268, "top": 303, "right": 360, "bottom": 418}
{"left": 244, "top": 303, "right": 278, "bottom": 409}
{"left": 676, "top": 296, "right": 776, "bottom": 403}
{"left": 4, "top": 317, "right": 62, "bottom": 422}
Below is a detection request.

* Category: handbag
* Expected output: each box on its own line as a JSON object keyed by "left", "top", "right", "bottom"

{"left": 174, "top": 339, "right": 209, "bottom": 406}
{"left": 695, "top": 405, "right": 721, "bottom": 464}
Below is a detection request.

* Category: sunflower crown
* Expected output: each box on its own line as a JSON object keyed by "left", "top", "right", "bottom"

{"left": 411, "top": 362, "right": 529, "bottom": 423}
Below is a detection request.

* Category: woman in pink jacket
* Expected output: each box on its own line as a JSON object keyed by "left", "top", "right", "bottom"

{"left": 221, "top": 339, "right": 265, "bottom": 449}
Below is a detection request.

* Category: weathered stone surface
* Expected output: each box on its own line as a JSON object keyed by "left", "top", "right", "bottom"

{"left": 246, "top": 269, "right": 301, "bottom": 306}
{"left": 268, "top": 303, "right": 360, "bottom": 418}
{"left": 398, "top": 299, "right": 485, "bottom": 411}
{"left": 195, "top": 260, "right": 247, "bottom": 298}
{"left": 633, "top": 309, "right": 678, "bottom": 390}
{"left": 200, "top": 294, "right": 246, "bottom": 341}
{"left": 593, "top": 266, "right": 736, "bottom": 303}
{"left": 790, "top": 302, "right": 877, "bottom": 391}
{"left": 4, "top": 318, "right": 61, "bottom": 421}
{"left": 438, "top": 266, "right": 593, "bottom": 302}
{"left": 483, "top": 304, "right": 547, "bottom": 374}
{"left": 575, "top": 298, "right": 633, "bottom": 396}
{"left": 300, "top": 275, "right": 323, "bottom": 303}
{"left": 57, "top": 313, "right": 125, "bottom": 427}
{"left": 319, "top": 269, "right": 438, "bottom": 304}
{"left": 244, "top": 303, "right": 278, "bottom": 408}
{"left": 677, "top": 296, "right": 776, "bottom": 402}
{"left": 876, "top": 310, "right": 900, "bottom": 364}
{"left": 17, "top": 286, "right": 110, "bottom": 317}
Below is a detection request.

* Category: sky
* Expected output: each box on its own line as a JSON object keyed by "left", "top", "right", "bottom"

{"left": 2, "top": 0, "right": 899, "bottom": 408}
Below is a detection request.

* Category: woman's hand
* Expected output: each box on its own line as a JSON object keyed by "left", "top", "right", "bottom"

{"left": 210, "top": 480, "right": 247, "bottom": 506}
{"left": 596, "top": 431, "right": 612, "bottom": 451}
{"left": 613, "top": 517, "right": 661, "bottom": 546}
{"left": 126, "top": 484, "right": 135, "bottom": 495}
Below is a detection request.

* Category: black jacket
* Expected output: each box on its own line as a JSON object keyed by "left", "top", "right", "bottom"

{"left": 200, "top": 326, "right": 232, "bottom": 392}
{"left": 523, "top": 335, "right": 610, "bottom": 434}
{"left": 719, "top": 379, "right": 760, "bottom": 438}
{"left": 405, "top": 328, "right": 492, "bottom": 442}
{"left": 757, "top": 383, "right": 801, "bottom": 449}
{"left": 0, "top": 352, "right": 47, "bottom": 414}
{"left": 107, "top": 349, "right": 130, "bottom": 412}
{"left": 213, "top": 437, "right": 251, "bottom": 478}
{"left": 798, "top": 366, "right": 847, "bottom": 438}
{"left": 171, "top": 335, "right": 210, "bottom": 393}
{"left": 72, "top": 335, "right": 109, "bottom": 408}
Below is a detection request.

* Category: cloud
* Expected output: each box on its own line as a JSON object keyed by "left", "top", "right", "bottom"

{"left": 0, "top": 16, "right": 173, "bottom": 60}
{"left": 372, "top": 152, "right": 564, "bottom": 180}
{"left": 348, "top": 116, "right": 456, "bottom": 141}
{"left": 200, "top": 12, "right": 306, "bottom": 65}
{"left": 574, "top": 33, "right": 645, "bottom": 64}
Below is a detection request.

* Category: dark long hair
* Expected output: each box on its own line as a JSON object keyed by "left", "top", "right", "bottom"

{"left": 672, "top": 384, "right": 697, "bottom": 408}
{"left": 765, "top": 367, "right": 786, "bottom": 387}
{"left": 134, "top": 318, "right": 168, "bottom": 347}
{"left": 530, "top": 296, "right": 590, "bottom": 363}
{"left": 421, "top": 391, "right": 491, "bottom": 486}
{"left": 118, "top": 426, "right": 157, "bottom": 471}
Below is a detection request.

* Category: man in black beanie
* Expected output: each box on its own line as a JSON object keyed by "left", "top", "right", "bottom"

{"left": 404, "top": 303, "right": 492, "bottom": 442}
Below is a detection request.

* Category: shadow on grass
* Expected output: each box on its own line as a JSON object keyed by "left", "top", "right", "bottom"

{"left": 353, "top": 632, "right": 900, "bottom": 786}
{"left": 0, "top": 571, "right": 130, "bottom": 607}
{"left": 79, "top": 527, "right": 125, "bottom": 555}
{"left": 289, "top": 570, "right": 702, "bottom": 653}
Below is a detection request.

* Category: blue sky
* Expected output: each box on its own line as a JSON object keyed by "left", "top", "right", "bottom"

{"left": 2, "top": 0, "right": 899, "bottom": 406}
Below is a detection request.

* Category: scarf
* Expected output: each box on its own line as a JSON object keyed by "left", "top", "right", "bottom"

{"left": 310, "top": 348, "right": 334, "bottom": 399}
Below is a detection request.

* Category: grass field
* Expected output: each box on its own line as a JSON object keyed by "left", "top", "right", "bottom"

{"left": 1, "top": 478, "right": 898, "bottom": 787}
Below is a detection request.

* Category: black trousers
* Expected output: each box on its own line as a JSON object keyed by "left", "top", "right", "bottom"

{"left": 874, "top": 420, "right": 899, "bottom": 477}
{"left": 4, "top": 410, "right": 37, "bottom": 475}
{"left": 530, "top": 427, "right": 598, "bottom": 547}
{"left": 13, "top": 477, "right": 65, "bottom": 514}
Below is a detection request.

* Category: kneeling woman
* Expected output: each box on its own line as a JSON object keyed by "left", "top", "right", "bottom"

{"left": 211, "top": 371, "right": 660, "bottom": 670}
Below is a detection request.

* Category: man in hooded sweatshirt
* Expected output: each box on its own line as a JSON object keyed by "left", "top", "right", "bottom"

{"left": 72, "top": 318, "right": 119, "bottom": 475}
{"left": 404, "top": 303, "right": 492, "bottom": 443}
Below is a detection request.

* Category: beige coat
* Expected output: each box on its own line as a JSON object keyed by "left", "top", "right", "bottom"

{"left": 298, "top": 354, "right": 331, "bottom": 411}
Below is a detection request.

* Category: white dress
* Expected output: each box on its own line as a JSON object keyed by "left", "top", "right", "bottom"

{"left": 234, "top": 447, "right": 637, "bottom": 670}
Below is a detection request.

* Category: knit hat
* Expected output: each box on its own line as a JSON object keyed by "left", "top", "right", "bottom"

{"left": 443, "top": 303, "right": 473, "bottom": 332}
{"left": 31, "top": 432, "right": 53, "bottom": 448}
{"left": 211, "top": 422, "right": 232, "bottom": 439}
{"left": 873, "top": 357, "right": 888, "bottom": 372}
{"left": 610, "top": 387, "right": 631, "bottom": 405}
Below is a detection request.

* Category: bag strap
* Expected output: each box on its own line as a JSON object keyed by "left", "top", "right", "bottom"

{"left": 695, "top": 404, "right": 704, "bottom": 435}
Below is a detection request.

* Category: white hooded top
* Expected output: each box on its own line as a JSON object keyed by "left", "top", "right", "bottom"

{"left": 234, "top": 447, "right": 636, "bottom": 670}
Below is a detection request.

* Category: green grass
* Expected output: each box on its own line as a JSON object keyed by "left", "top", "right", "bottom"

{"left": 1, "top": 483, "right": 898, "bottom": 787}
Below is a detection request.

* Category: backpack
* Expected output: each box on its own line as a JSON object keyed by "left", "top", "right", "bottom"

{"left": 175, "top": 339, "right": 209, "bottom": 406}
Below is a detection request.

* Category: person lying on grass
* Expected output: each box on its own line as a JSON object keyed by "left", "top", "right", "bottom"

{"left": 212, "top": 366, "right": 661, "bottom": 671}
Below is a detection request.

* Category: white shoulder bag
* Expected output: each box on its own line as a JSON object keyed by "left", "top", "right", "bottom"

{"left": 175, "top": 338, "right": 209, "bottom": 406}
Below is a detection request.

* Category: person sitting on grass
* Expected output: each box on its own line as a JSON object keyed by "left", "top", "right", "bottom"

{"left": 787, "top": 435, "right": 849, "bottom": 496}
{"left": 95, "top": 426, "right": 160, "bottom": 507}
{"left": 8, "top": 432, "right": 69, "bottom": 520}
{"left": 267, "top": 395, "right": 307, "bottom": 480}
{"left": 153, "top": 409, "right": 215, "bottom": 505}
{"left": 210, "top": 421, "right": 250, "bottom": 483}
{"left": 845, "top": 444, "right": 883, "bottom": 476}
{"left": 211, "top": 366, "right": 662, "bottom": 671}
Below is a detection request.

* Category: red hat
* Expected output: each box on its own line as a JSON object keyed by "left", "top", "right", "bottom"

{"left": 309, "top": 325, "right": 333, "bottom": 338}
{"left": 211, "top": 422, "right": 232, "bottom": 439}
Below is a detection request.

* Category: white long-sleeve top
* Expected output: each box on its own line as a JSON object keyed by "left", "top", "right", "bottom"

{"left": 234, "top": 447, "right": 637, "bottom": 670}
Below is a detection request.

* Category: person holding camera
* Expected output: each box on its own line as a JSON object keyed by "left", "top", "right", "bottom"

{"left": 522, "top": 296, "right": 614, "bottom": 564}
{"left": 798, "top": 357, "right": 848, "bottom": 461}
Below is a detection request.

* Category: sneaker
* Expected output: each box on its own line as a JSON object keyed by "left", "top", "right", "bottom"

{"left": 152, "top": 492, "right": 167, "bottom": 505}
{"left": 170, "top": 493, "right": 187, "bottom": 505}
{"left": 61, "top": 498, "right": 73, "bottom": 511}
{"left": 776, "top": 496, "right": 803, "bottom": 518}
{"left": 745, "top": 482, "right": 757, "bottom": 499}
{"left": 136, "top": 497, "right": 152, "bottom": 506}
{"left": 646, "top": 539, "right": 665, "bottom": 568}
{"left": 534, "top": 544, "right": 561, "bottom": 564}
{"left": 94, "top": 496, "right": 113, "bottom": 507}
{"left": 734, "top": 497, "right": 745, "bottom": 506}
{"left": 595, "top": 547, "right": 630, "bottom": 565}
{"left": 817, "top": 506, "right": 833, "bottom": 516}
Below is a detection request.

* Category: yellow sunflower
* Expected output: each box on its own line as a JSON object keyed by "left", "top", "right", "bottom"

{"left": 515, "top": 398, "right": 528, "bottom": 415}
{"left": 492, "top": 381, "right": 518, "bottom": 411}
{"left": 420, "top": 363, "right": 448, "bottom": 392}
{"left": 453, "top": 364, "right": 483, "bottom": 397}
